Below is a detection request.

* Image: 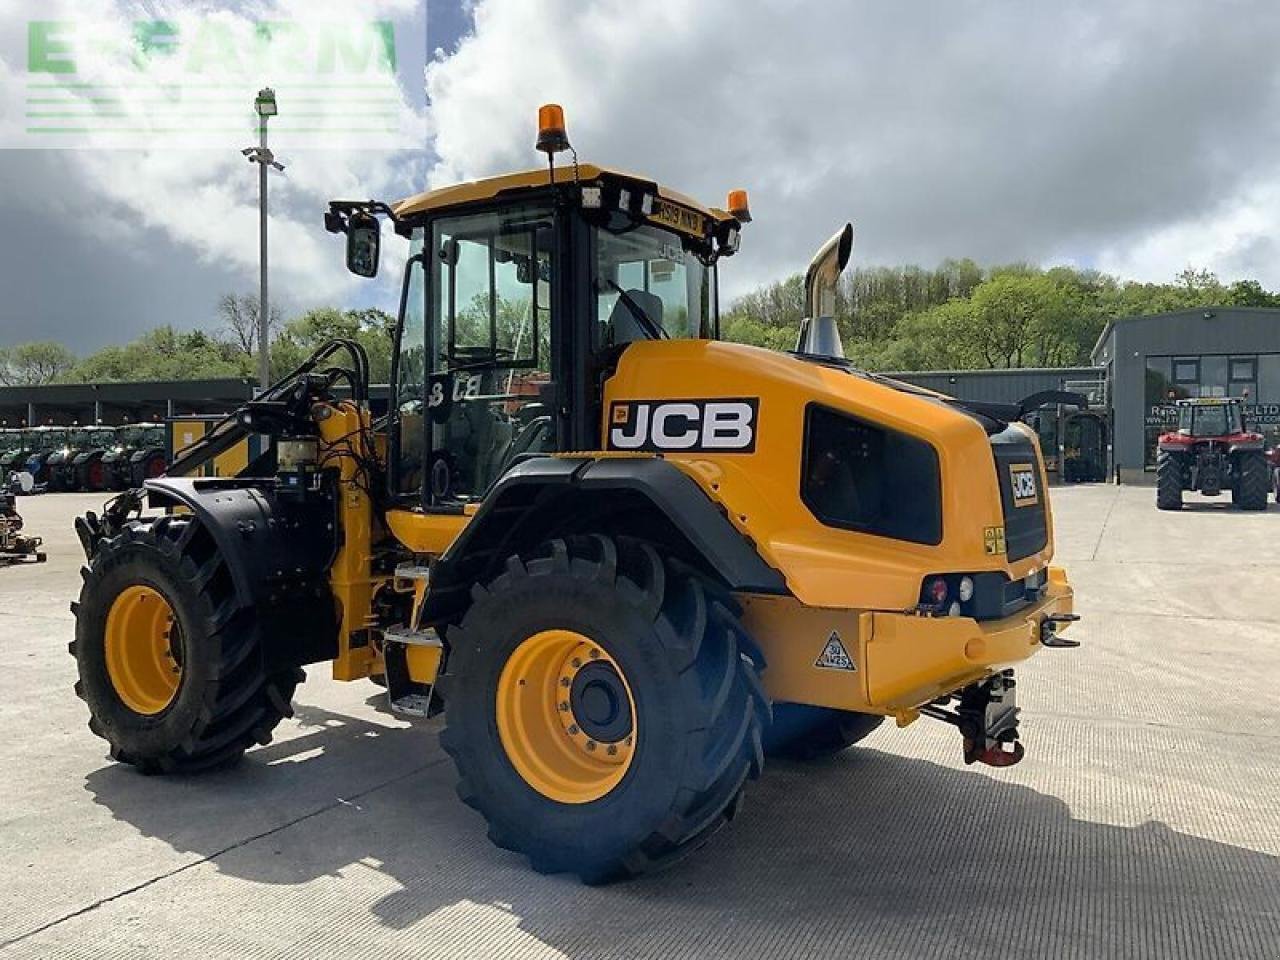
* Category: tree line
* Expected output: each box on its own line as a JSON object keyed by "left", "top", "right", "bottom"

{"left": 0, "top": 295, "right": 396, "bottom": 387}
{"left": 722, "top": 263, "right": 1280, "bottom": 370}
{"left": 2, "top": 265, "right": 1279, "bottom": 387}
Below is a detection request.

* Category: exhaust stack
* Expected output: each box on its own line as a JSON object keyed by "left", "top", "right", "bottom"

{"left": 796, "top": 223, "right": 854, "bottom": 359}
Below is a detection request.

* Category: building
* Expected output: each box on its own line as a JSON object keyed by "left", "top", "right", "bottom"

{"left": 889, "top": 366, "right": 1108, "bottom": 481}
{"left": 0, "top": 378, "right": 255, "bottom": 429}
{"left": 1091, "top": 306, "right": 1280, "bottom": 483}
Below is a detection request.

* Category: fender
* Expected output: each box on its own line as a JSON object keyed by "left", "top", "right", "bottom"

{"left": 423, "top": 456, "right": 787, "bottom": 623}
{"left": 1228, "top": 438, "right": 1265, "bottom": 454}
{"left": 144, "top": 476, "right": 341, "bottom": 668}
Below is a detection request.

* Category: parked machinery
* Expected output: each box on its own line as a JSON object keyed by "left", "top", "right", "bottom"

{"left": 102, "top": 423, "right": 167, "bottom": 490}
{"left": 23, "top": 426, "right": 71, "bottom": 488}
{"left": 0, "top": 489, "right": 45, "bottom": 565}
{"left": 70, "top": 106, "right": 1079, "bottom": 882}
{"left": 46, "top": 426, "right": 117, "bottom": 492}
{"left": 1156, "top": 398, "right": 1268, "bottom": 510}
{"left": 0, "top": 429, "right": 33, "bottom": 478}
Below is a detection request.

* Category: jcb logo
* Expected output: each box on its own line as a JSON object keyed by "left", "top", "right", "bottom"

{"left": 608, "top": 398, "right": 758, "bottom": 453}
{"left": 1009, "top": 463, "right": 1038, "bottom": 507}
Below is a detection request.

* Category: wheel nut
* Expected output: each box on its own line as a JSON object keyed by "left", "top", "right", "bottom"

{"left": 607, "top": 745, "right": 617, "bottom": 756}
{"left": 568, "top": 724, "right": 579, "bottom": 735}
{"left": 586, "top": 741, "right": 597, "bottom": 751}
{"left": 589, "top": 648, "right": 599, "bottom": 659}
{"left": 571, "top": 657, "right": 581, "bottom": 668}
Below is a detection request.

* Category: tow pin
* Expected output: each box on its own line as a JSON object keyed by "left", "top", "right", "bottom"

{"left": 1040, "top": 613, "right": 1081, "bottom": 648}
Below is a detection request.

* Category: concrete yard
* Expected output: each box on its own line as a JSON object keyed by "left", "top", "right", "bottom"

{"left": 1, "top": 486, "right": 1277, "bottom": 959}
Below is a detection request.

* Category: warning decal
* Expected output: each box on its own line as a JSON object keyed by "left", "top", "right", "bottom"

{"left": 814, "top": 631, "right": 856, "bottom": 671}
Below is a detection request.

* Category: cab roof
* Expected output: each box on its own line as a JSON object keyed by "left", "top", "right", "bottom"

{"left": 393, "top": 163, "right": 733, "bottom": 223}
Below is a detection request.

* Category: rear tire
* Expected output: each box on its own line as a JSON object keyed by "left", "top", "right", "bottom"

{"left": 1156, "top": 450, "right": 1183, "bottom": 510}
{"left": 1234, "top": 451, "right": 1269, "bottom": 511}
{"left": 764, "top": 704, "right": 884, "bottom": 760}
{"left": 439, "top": 535, "right": 769, "bottom": 883}
{"left": 71, "top": 516, "right": 302, "bottom": 774}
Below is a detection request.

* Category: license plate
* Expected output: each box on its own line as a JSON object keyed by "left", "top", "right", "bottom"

{"left": 649, "top": 198, "right": 708, "bottom": 238}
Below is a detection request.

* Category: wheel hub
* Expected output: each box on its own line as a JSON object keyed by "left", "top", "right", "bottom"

{"left": 569, "top": 660, "right": 632, "bottom": 743}
{"left": 103, "top": 584, "right": 182, "bottom": 715}
{"left": 495, "top": 630, "right": 637, "bottom": 804}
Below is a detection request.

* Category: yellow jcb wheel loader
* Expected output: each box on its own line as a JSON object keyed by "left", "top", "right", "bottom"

{"left": 71, "top": 104, "right": 1079, "bottom": 882}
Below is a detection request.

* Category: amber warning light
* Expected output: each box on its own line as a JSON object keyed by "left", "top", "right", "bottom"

{"left": 536, "top": 103, "right": 570, "bottom": 155}
{"left": 727, "top": 189, "right": 752, "bottom": 223}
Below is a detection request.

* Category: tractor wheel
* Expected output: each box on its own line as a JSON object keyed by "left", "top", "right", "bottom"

{"left": 71, "top": 515, "right": 302, "bottom": 774}
{"left": 439, "top": 535, "right": 769, "bottom": 883}
{"left": 1234, "top": 451, "right": 1269, "bottom": 511}
{"left": 1156, "top": 450, "right": 1183, "bottom": 510}
{"left": 763, "top": 704, "right": 884, "bottom": 760}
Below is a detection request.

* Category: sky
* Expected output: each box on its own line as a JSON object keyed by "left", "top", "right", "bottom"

{"left": 3, "top": 0, "right": 1280, "bottom": 352}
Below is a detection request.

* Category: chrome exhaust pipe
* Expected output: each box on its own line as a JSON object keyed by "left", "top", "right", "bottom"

{"left": 797, "top": 222, "right": 854, "bottom": 358}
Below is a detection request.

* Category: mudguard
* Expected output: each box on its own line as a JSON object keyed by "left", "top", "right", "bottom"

{"left": 423, "top": 456, "right": 787, "bottom": 623}
{"left": 144, "top": 476, "right": 342, "bottom": 668}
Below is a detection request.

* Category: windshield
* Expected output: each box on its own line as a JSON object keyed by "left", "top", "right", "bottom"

{"left": 120, "top": 427, "right": 144, "bottom": 446}
{"left": 593, "top": 220, "right": 716, "bottom": 345}
{"left": 1178, "top": 403, "right": 1241, "bottom": 437}
{"left": 0, "top": 433, "right": 18, "bottom": 451}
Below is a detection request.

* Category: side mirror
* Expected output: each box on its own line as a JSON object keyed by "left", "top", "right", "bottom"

{"left": 346, "top": 214, "right": 381, "bottom": 278}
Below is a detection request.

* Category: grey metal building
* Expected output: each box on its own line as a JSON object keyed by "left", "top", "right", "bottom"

{"left": 888, "top": 366, "right": 1108, "bottom": 481}
{"left": 0, "top": 378, "right": 255, "bottom": 429}
{"left": 1091, "top": 306, "right": 1280, "bottom": 482}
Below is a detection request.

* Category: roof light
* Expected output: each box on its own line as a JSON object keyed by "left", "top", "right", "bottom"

{"left": 727, "top": 188, "right": 752, "bottom": 223}
{"left": 254, "top": 88, "right": 277, "bottom": 118}
{"left": 639, "top": 193, "right": 654, "bottom": 216}
{"left": 618, "top": 188, "right": 632, "bottom": 212}
{"left": 581, "top": 186, "right": 603, "bottom": 208}
{"left": 535, "top": 103, "right": 570, "bottom": 155}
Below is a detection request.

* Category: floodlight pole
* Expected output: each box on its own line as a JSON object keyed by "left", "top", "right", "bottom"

{"left": 257, "top": 115, "right": 269, "bottom": 389}
{"left": 246, "top": 87, "right": 279, "bottom": 391}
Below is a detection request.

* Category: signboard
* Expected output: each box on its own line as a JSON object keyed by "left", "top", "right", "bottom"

{"left": 1145, "top": 402, "right": 1280, "bottom": 429}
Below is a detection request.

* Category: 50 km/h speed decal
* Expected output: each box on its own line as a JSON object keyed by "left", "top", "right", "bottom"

{"left": 608, "top": 399, "right": 758, "bottom": 453}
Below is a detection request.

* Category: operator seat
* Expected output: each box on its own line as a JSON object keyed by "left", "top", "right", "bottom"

{"left": 607, "top": 289, "right": 664, "bottom": 345}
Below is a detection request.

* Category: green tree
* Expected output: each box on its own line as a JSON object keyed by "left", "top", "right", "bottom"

{"left": 0, "top": 341, "right": 78, "bottom": 385}
{"left": 71, "top": 327, "right": 249, "bottom": 382}
{"left": 271, "top": 307, "right": 396, "bottom": 382}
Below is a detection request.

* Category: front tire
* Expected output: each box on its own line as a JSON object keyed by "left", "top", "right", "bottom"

{"left": 439, "top": 535, "right": 769, "bottom": 883}
{"left": 1156, "top": 449, "right": 1183, "bottom": 510}
{"left": 71, "top": 516, "right": 302, "bottom": 774}
{"left": 1234, "top": 451, "right": 1268, "bottom": 511}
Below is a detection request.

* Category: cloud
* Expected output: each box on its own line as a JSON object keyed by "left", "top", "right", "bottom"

{"left": 0, "top": 0, "right": 429, "bottom": 349}
{"left": 7, "top": 0, "right": 1280, "bottom": 352}
{"left": 425, "top": 0, "right": 1280, "bottom": 299}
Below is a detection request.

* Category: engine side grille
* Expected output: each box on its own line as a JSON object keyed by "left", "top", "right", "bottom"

{"left": 989, "top": 426, "right": 1048, "bottom": 561}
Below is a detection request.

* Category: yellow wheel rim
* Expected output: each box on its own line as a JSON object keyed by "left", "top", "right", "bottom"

{"left": 104, "top": 585, "right": 181, "bottom": 715}
{"left": 496, "top": 629, "right": 637, "bottom": 804}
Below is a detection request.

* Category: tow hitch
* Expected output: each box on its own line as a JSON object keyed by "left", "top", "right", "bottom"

{"left": 1040, "top": 612, "right": 1081, "bottom": 648}
{"left": 922, "top": 671, "right": 1024, "bottom": 768}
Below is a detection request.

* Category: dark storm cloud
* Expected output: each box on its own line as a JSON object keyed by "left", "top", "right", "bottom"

{"left": 427, "top": 0, "right": 1280, "bottom": 297}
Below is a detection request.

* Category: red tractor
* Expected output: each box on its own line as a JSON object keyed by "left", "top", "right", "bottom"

{"left": 1156, "top": 398, "right": 1269, "bottom": 511}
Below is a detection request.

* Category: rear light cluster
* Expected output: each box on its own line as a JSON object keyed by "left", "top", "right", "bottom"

{"left": 921, "top": 575, "right": 975, "bottom": 617}
{"left": 919, "top": 570, "right": 1049, "bottom": 620}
